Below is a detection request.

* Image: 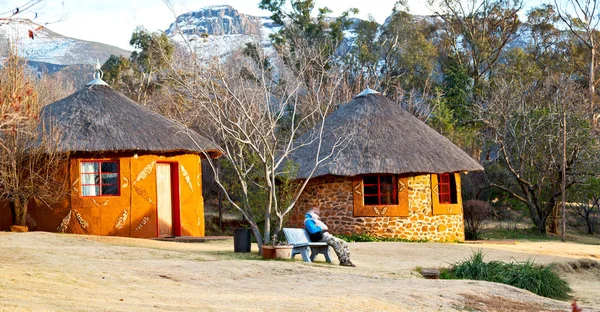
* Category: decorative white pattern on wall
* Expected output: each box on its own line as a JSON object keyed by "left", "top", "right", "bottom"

{"left": 57, "top": 210, "right": 72, "bottom": 233}
{"left": 181, "top": 165, "right": 194, "bottom": 192}
{"left": 135, "top": 216, "right": 150, "bottom": 232}
{"left": 73, "top": 210, "right": 89, "bottom": 229}
{"left": 134, "top": 161, "right": 156, "bottom": 185}
{"left": 115, "top": 209, "right": 128, "bottom": 230}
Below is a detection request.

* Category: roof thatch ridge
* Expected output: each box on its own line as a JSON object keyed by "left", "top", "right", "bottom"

{"left": 291, "top": 93, "right": 482, "bottom": 179}
{"left": 41, "top": 84, "right": 221, "bottom": 157}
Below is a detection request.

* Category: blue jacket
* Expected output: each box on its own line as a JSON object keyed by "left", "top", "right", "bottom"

{"left": 304, "top": 213, "right": 323, "bottom": 235}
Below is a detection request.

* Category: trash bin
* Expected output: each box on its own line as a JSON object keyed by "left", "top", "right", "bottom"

{"left": 233, "top": 228, "right": 251, "bottom": 252}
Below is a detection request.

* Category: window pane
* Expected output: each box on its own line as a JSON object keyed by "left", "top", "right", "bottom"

{"left": 380, "top": 176, "right": 393, "bottom": 184}
{"left": 81, "top": 173, "right": 99, "bottom": 185}
{"left": 440, "top": 185, "right": 450, "bottom": 193}
{"left": 82, "top": 185, "right": 99, "bottom": 196}
{"left": 81, "top": 162, "right": 98, "bottom": 174}
{"left": 102, "top": 184, "right": 118, "bottom": 195}
{"left": 363, "top": 176, "right": 378, "bottom": 185}
{"left": 364, "top": 196, "right": 379, "bottom": 205}
{"left": 440, "top": 174, "right": 449, "bottom": 183}
{"left": 101, "top": 173, "right": 118, "bottom": 184}
{"left": 364, "top": 185, "right": 378, "bottom": 195}
{"left": 380, "top": 182, "right": 393, "bottom": 195}
{"left": 101, "top": 162, "right": 118, "bottom": 173}
{"left": 440, "top": 194, "right": 451, "bottom": 204}
{"left": 380, "top": 196, "right": 392, "bottom": 204}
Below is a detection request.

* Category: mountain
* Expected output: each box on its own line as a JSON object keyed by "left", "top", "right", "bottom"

{"left": 0, "top": 19, "right": 130, "bottom": 72}
{"left": 165, "top": 5, "right": 278, "bottom": 60}
{"left": 166, "top": 5, "right": 263, "bottom": 36}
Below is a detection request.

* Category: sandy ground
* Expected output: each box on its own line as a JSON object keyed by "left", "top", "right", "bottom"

{"left": 0, "top": 232, "right": 599, "bottom": 311}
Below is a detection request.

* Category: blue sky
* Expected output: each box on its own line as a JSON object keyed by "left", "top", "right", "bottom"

{"left": 3, "top": 0, "right": 545, "bottom": 51}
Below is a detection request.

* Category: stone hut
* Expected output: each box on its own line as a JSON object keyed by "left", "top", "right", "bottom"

{"left": 0, "top": 70, "right": 220, "bottom": 238}
{"left": 289, "top": 89, "right": 483, "bottom": 242}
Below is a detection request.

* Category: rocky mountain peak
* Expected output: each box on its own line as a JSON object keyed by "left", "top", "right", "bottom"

{"left": 166, "top": 5, "right": 263, "bottom": 37}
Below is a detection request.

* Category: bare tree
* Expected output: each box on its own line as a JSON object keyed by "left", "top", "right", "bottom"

{"left": 166, "top": 35, "right": 351, "bottom": 251}
{"left": 0, "top": 44, "right": 69, "bottom": 227}
{"left": 568, "top": 176, "right": 600, "bottom": 234}
{"left": 554, "top": 0, "right": 600, "bottom": 125}
{"left": 479, "top": 76, "right": 594, "bottom": 235}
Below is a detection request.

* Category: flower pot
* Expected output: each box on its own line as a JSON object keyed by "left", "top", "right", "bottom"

{"left": 10, "top": 225, "right": 28, "bottom": 232}
{"left": 274, "top": 245, "right": 292, "bottom": 259}
{"left": 262, "top": 245, "right": 292, "bottom": 259}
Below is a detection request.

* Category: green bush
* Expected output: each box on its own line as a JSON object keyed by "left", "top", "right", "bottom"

{"left": 444, "top": 251, "right": 571, "bottom": 300}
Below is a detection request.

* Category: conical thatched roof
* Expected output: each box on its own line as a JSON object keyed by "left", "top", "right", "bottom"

{"left": 291, "top": 92, "right": 482, "bottom": 179}
{"left": 41, "top": 84, "right": 221, "bottom": 157}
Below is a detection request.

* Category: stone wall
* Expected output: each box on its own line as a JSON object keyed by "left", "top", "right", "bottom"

{"left": 290, "top": 174, "right": 465, "bottom": 242}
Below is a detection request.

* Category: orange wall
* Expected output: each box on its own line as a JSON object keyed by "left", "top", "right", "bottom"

{"left": 21, "top": 153, "right": 205, "bottom": 238}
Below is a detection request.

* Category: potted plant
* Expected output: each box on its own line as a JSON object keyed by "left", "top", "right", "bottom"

{"left": 262, "top": 234, "right": 292, "bottom": 259}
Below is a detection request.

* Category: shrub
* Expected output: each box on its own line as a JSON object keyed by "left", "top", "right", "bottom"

{"left": 444, "top": 251, "right": 571, "bottom": 300}
{"left": 463, "top": 200, "right": 492, "bottom": 240}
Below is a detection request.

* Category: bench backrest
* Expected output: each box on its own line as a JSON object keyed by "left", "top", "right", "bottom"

{"left": 283, "top": 228, "right": 310, "bottom": 245}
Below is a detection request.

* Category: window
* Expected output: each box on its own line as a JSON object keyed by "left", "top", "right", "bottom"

{"left": 363, "top": 175, "right": 398, "bottom": 205}
{"left": 432, "top": 173, "right": 462, "bottom": 215}
{"left": 353, "top": 175, "right": 408, "bottom": 217}
{"left": 81, "top": 161, "right": 120, "bottom": 197}
{"left": 437, "top": 173, "right": 457, "bottom": 204}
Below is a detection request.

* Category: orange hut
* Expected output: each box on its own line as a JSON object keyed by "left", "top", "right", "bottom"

{"left": 0, "top": 70, "right": 220, "bottom": 238}
{"left": 289, "top": 89, "right": 483, "bottom": 242}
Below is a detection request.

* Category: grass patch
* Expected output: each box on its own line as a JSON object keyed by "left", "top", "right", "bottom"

{"left": 479, "top": 227, "right": 551, "bottom": 241}
{"left": 338, "top": 233, "right": 428, "bottom": 243}
{"left": 441, "top": 251, "right": 571, "bottom": 300}
{"left": 480, "top": 225, "right": 600, "bottom": 245}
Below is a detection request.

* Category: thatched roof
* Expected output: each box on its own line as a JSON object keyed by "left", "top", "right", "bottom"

{"left": 291, "top": 92, "right": 482, "bottom": 179}
{"left": 41, "top": 84, "right": 221, "bottom": 157}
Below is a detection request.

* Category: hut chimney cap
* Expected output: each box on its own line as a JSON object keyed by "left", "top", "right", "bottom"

{"left": 86, "top": 58, "right": 109, "bottom": 86}
{"left": 355, "top": 87, "right": 380, "bottom": 98}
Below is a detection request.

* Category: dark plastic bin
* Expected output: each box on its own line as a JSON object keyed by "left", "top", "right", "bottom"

{"left": 233, "top": 228, "right": 251, "bottom": 252}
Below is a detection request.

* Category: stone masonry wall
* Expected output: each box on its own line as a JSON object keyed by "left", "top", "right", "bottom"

{"left": 290, "top": 174, "right": 465, "bottom": 242}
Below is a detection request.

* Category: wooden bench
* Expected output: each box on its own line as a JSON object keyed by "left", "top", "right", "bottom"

{"left": 282, "top": 228, "right": 332, "bottom": 263}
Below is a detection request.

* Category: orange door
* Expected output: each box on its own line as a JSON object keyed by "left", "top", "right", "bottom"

{"left": 156, "top": 163, "right": 173, "bottom": 237}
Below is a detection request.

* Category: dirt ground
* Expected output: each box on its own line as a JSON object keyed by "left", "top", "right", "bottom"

{"left": 0, "top": 232, "right": 599, "bottom": 312}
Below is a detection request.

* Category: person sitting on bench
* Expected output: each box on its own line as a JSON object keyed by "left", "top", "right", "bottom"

{"left": 304, "top": 208, "right": 355, "bottom": 267}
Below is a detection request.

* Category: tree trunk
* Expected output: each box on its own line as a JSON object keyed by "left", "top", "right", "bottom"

{"left": 590, "top": 45, "right": 596, "bottom": 126}
{"left": 10, "top": 197, "right": 28, "bottom": 226}
{"left": 530, "top": 203, "right": 548, "bottom": 236}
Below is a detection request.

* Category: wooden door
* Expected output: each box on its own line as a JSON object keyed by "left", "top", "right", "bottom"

{"left": 156, "top": 163, "right": 173, "bottom": 237}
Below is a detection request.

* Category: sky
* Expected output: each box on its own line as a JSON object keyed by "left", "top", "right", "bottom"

{"left": 1, "top": 0, "right": 435, "bottom": 50}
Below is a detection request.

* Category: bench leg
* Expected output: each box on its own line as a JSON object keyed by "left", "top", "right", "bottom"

{"left": 292, "top": 246, "right": 311, "bottom": 262}
{"left": 323, "top": 248, "right": 332, "bottom": 263}
{"left": 309, "top": 246, "right": 332, "bottom": 263}
{"left": 300, "top": 248, "right": 311, "bottom": 262}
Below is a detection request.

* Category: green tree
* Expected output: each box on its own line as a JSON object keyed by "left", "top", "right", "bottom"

{"left": 429, "top": 0, "right": 522, "bottom": 89}
{"left": 378, "top": 7, "right": 438, "bottom": 92}
{"left": 102, "top": 28, "right": 174, "bottom": 104}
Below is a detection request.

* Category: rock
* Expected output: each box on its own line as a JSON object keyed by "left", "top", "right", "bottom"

{"left": 420, "top": 268, "right": 439, "bottom": 279}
